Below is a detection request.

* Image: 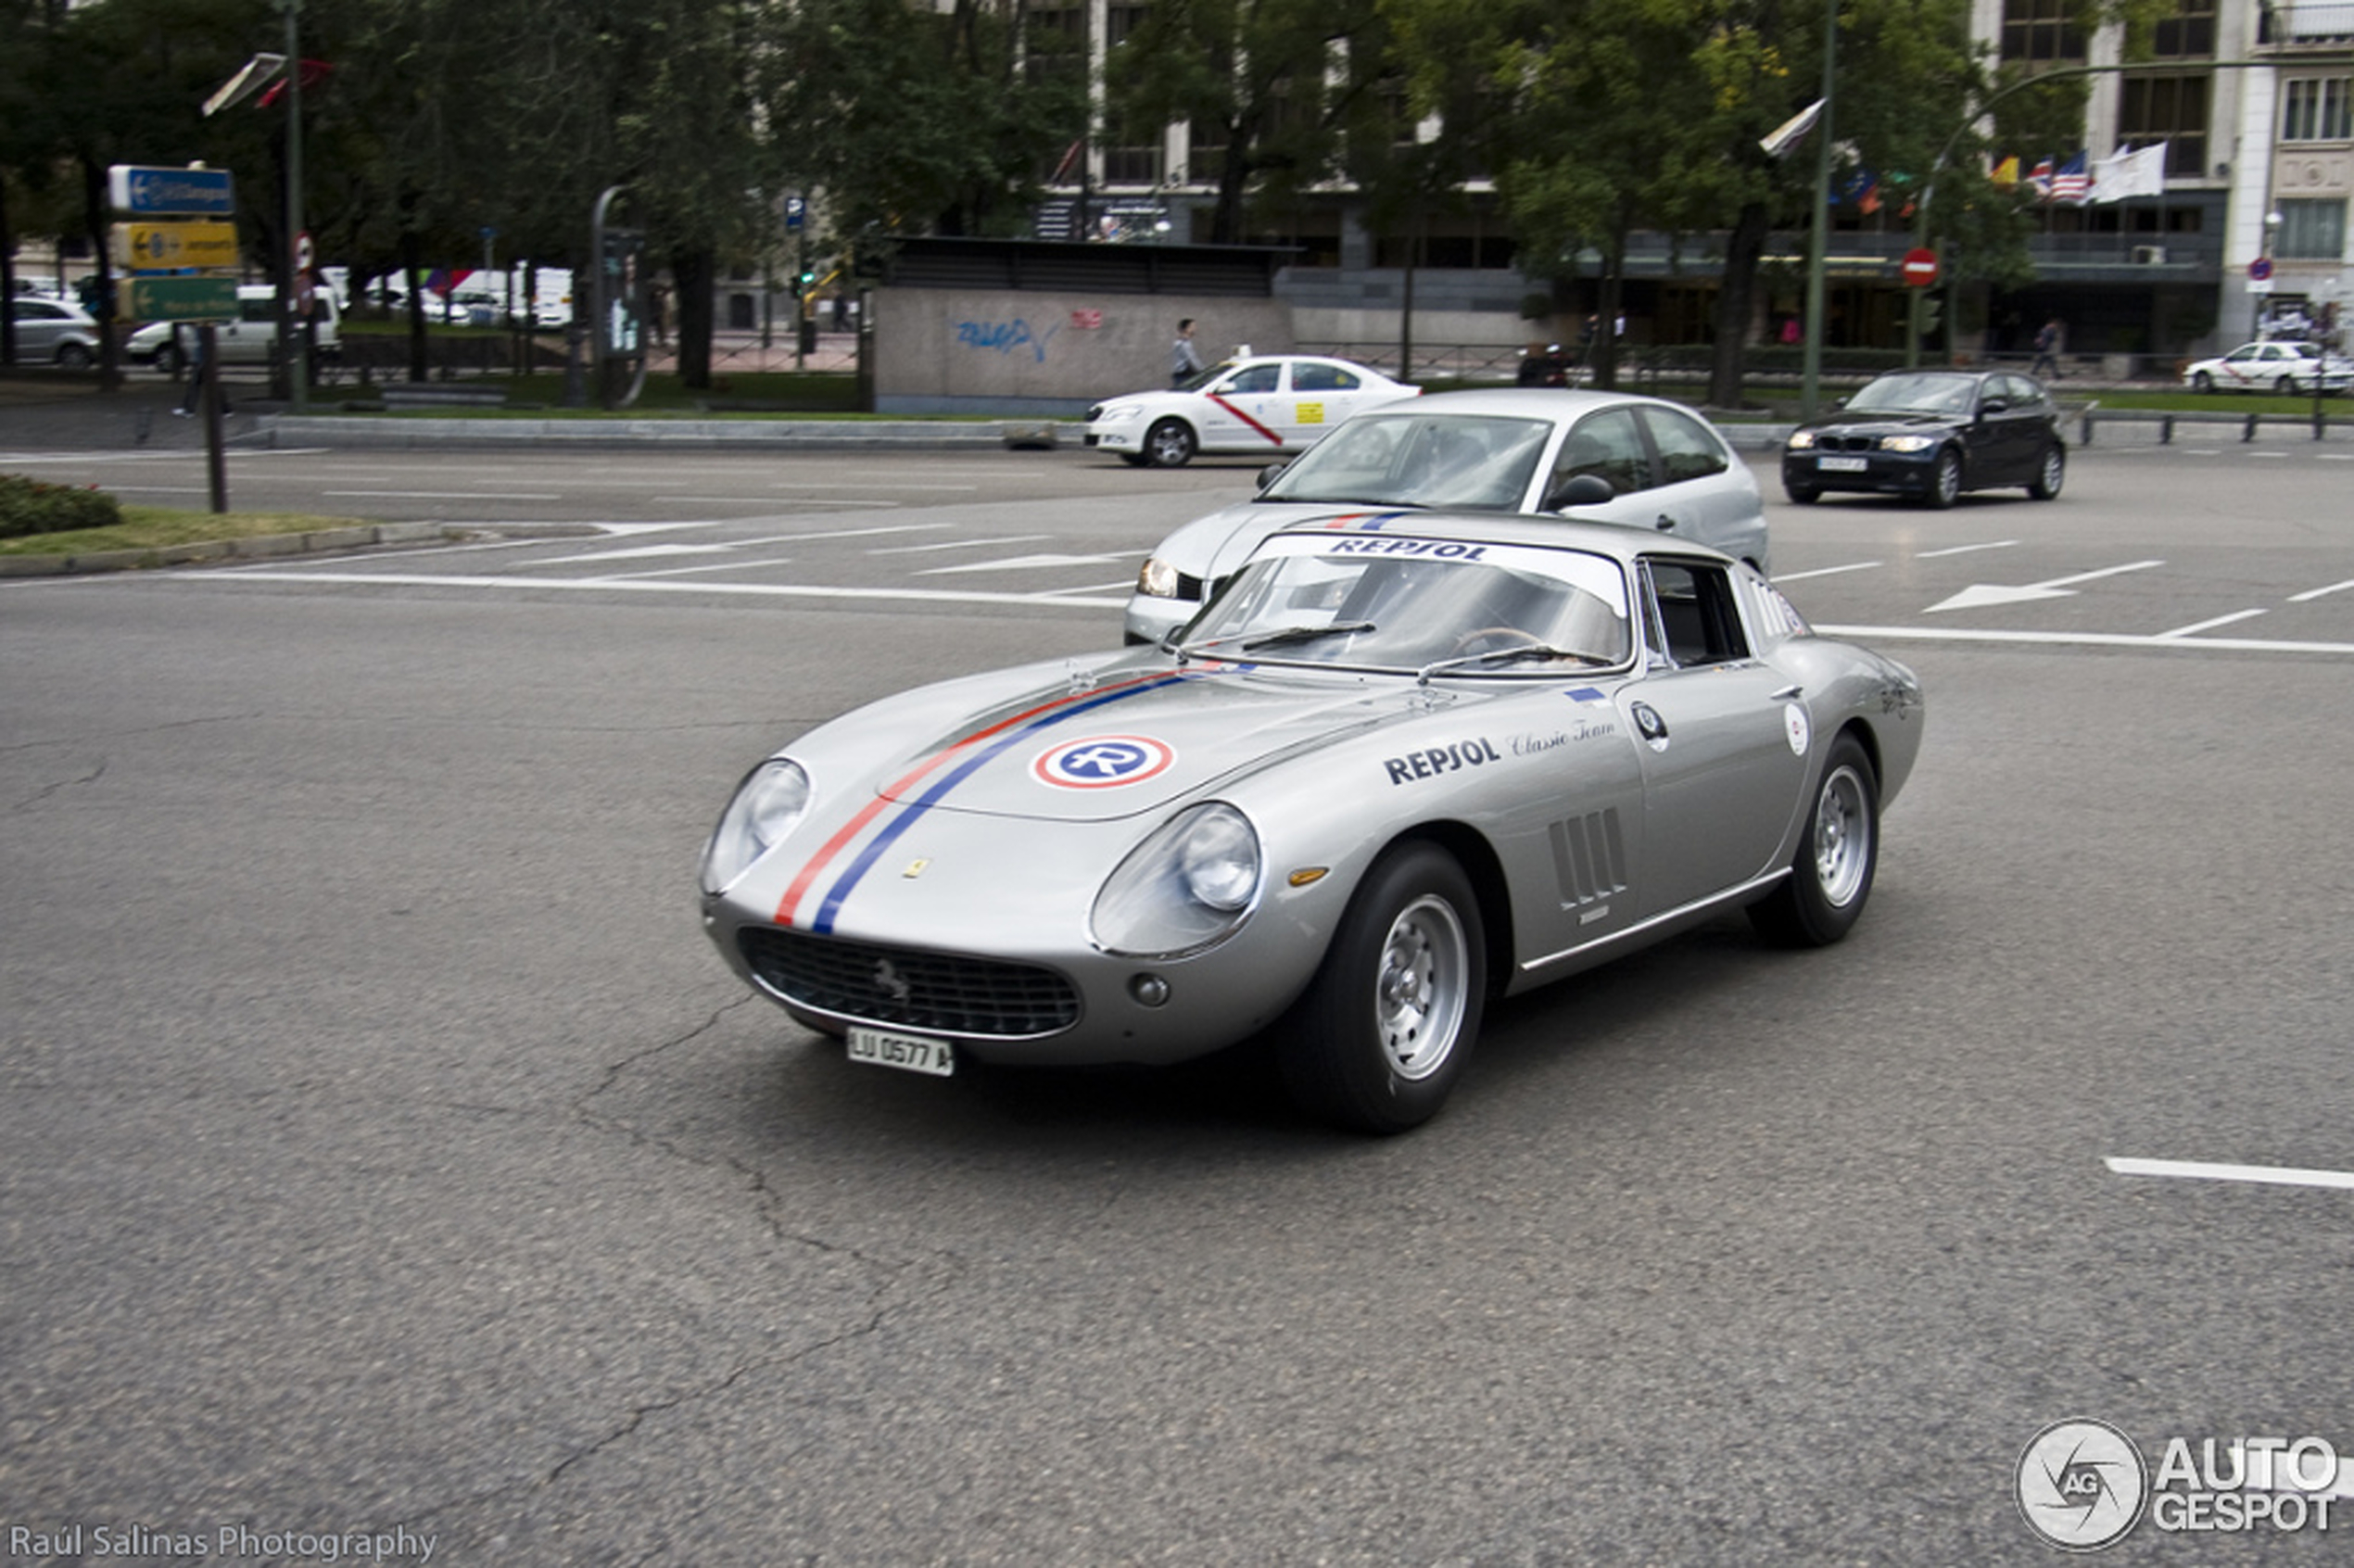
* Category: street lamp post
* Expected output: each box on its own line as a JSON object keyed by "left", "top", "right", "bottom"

{"left": 1800, "top": 0, "right": 1838, "bottom": 422}
{"left": 2254, "top": 209, "right": 2283, "bottom": 341}
{"left": 281, "top": 0, "right": 309, "bottom": 414}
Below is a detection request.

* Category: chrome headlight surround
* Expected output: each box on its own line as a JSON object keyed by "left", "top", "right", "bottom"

{"left": 1879, "top": 434, "right": 1936, "bottom": 453}
{"left": 1092, "top": 803, "right": 1263, "bottom": 958}
{"left": 1136, "top": 556, "right": 1182, "bottom": 599}
{"left": 700, "top": 758, "right": 812, "bottom": 895}
{"left": 1785, "top": 430, "right": 1817, "bottom": 450}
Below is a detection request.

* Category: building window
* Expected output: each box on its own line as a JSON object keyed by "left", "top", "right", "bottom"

{"left": 2283, "top": 78, "right": 2353, "bottom": 143}
{"left": 2119, "top": 74, "right": 2208, "bottom": 178}
{"left": 2001, "top": 0, "right": 2087, "bottom": 64}
{"left": 1106, "top": 4, "right": 1150, "bottom": 45}
{"left": 2276, "top": 199, "right": 2348, "bottom": 259}
{"left": 2151, "top": 0, "right": 2216, "bottom": 57}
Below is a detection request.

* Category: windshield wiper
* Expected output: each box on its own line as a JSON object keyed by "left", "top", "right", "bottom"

{"left": 1243, "top": 620, "right": 1377, "bottom": 651}
{"left": 1416, "top": 644, "right": 1612, "bottom": 683}
{"left": 1266, "top": 495, "right": 1427, "bottom": 508}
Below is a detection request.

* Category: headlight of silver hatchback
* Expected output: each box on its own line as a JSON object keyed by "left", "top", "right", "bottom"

{"left": 1092, "top": 803, "right": 1262, "bottom": 957}
{"left": 701, "top": 758, "right": 812, "bottom": 894}
{"left": 1137, "top": 557, "right": 1181, "bottom": 598}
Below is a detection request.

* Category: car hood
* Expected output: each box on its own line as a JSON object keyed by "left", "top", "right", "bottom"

{"left": 1149, "top": 500, "right": 1430, "bottom": 580}
{"left": 1805, "top": 412, "right": 1965, "bottom": 437}
{"left": 862, "top": 659, "right": 1472, "bottom": 823}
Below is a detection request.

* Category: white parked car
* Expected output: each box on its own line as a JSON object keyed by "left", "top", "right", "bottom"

{"left": 124, "top": 285, "right": 341, "bottom": 374}
{"left": 8, "top": 297, "right": 102, "bottom": 368}
{"left": 1123, "top": 387, "right": 1772, "bottom": 645}
{"left": 2182, "top": 341, "right": 2352, "bottom": 396}
{"left": 1085, "top": 355, "right": 1420, "bottom": 468}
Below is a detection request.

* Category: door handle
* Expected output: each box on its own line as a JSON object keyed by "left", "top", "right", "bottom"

{"left": 1770, "top": 684, "right": 1803, "bottom": 701}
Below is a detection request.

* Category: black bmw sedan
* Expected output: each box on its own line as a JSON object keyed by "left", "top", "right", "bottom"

{"left": 1782, "top": 369, "right": 2066, "bottom": 508}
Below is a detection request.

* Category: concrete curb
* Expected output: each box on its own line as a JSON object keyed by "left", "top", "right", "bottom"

{"left": 0, "top": 519, "right": 459, "bottom": 578}
{"left": 259, "top": 414, "right": 1074, "bottom": 450}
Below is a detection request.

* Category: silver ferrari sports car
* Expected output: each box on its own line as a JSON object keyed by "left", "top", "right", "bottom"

{"left": 702, "top": 513, "right": 1924, "bottom": 1132}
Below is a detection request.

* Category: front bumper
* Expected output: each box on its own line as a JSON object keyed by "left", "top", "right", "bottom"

{"left": 1783, "top": 449, "right": 1938, "bottom": 497}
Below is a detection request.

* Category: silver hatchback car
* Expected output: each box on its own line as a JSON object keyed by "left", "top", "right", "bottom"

{"left": 1124, "top": 388, "right": 1772, "bottom": 645}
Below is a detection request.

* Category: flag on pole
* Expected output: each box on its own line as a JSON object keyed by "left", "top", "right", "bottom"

{"left": 2090, "top": 143, "right": 2169, "bottom": 202}
{"left": 1990, "top": 155, "right": 2020, "bottom": 188}
{"left": 2049, "top": 151, "right": 2092, "bottom": 203}
{"left": 1760, "top": 99, "right": 1826, "bottom": 159}
{"left": 2027, "top": 158, "right": 2056, "bottom": 199}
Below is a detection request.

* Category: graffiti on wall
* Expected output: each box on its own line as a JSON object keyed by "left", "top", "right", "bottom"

{"left": 954, "top": 316, "right": 1062, "bottom": 364}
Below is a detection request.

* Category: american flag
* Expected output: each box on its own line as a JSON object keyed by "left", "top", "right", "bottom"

{"left": 2048, "top": 151, "right": 2092, "bottom": 204}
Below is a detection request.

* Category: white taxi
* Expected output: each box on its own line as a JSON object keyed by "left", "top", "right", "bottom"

{"left": 1084, "top": 355, "right": 1419, "bottom": 467}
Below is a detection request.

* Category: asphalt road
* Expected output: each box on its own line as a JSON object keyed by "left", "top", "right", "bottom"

{"left": 3, "top": 439, "right": 2351, "bottom": 1565}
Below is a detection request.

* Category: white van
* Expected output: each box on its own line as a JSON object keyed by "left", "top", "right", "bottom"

{"left": 126, "top": 284, "right": 340, "bottom": 373}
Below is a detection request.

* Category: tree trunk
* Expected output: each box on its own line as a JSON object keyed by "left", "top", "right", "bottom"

{"left": 1708, "top": 200, "right": 1770, "bottom": 409}
{"left": 79, "top": 154, "right": 120, "bottom": 390}
{"left": 671, "top": 246, "right": 715, "bottom": 389}
{"left": 400, "top": 229, "right": 429, "bottom": 383}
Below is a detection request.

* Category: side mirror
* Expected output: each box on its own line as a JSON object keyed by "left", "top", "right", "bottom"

{"left": 1544, "top": 473, "right": 1617, "bottom": 511}
{"left": 1980, "top": 397, "right": 2009, "bottom": 418}
{"left": 1256, "top": 460, "right": 1290, "bottom": 493}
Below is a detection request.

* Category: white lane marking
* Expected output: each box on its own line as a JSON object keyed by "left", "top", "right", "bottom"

{"left": 1917, "top": 540, "right": 2019, "bottom": 558}
{"left": 2249, "top": 451, "right": 2290, "bottom": 459}
{"left": 1927, "top": 559, "right": 2165, "bottom": 613}
{"left": 526, "top": 543, "right": 744, "bottom": 564}
{"left": 1038, "top": 580, "right": 1140, "bottom": 596}
{"left": 2158, "top": 609, "right": 2268, "bottom": 638}
{"left": 177, "top": 569, "right": 1129, "bottom": 608}
{"left": 917, "top": 553, "right": 1126, "bottom": 575}
{"left": 867, "top": 535, "right": 1052, "bottom": 554}
{"left": 2107, "top": 1157, "right": 2354, "bottom": 1192}
{"left": 648, "top": 495, "right": 898, "bottom": 508}
{"left": 580, "top": 557, "right": 797, "bottom": 581}
{"left": 1817, "top": 623, "right": 2354, "bottom": 656}
{"left": 323, "top": 489, "right": 562, "bottom": 499}
{"left": 1775, "top": 561, "right": 1882, "bottom": 582}
{"left": 2290, "top": 579, "right": 2354, "bottom": 602}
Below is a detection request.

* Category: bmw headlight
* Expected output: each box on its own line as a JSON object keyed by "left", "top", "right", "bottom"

{"left": 1786, "top": 430, "right": 1816, "bottom": 450}
{"left": 1092, "top": 803, "right": 1262, "bottom": 957}
{"left": 1137, "top": 556, "right": 1181, "bottom": 599}
{"left": 1879, "top": 435, "right": 1936, "bottom": 453}
{"left": 700, "top": 758, "right": 812, "bottom": 894}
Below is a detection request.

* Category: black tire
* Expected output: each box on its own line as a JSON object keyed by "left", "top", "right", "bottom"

{"left": 155, "top": 343, "right": 185, "bottom": 378}
{"left": 1921, "top": 448, "right": 1962, "bottom": 510}
{"left": 2192, "top": 372, "right": 2215, "bottom": 394}
{"left": 2027, "top": 444, "right": 2065, "bottom": 500}
{"left": 2275, "top": 375, "right": 2297, "bottom": 397}
{"left": 1784, "top": 483, "right": 1821, "bottom": 505}
{"left": 55, "top": 342, "right": 93, "bottom": 370}
{"left": 1279, "top": 841, "right": 1486, "bottom": 1134}
{"left": 1145, "top": 417, "right": 1197, "bottom": 469}
{"left": 1748, "top": 734, "right": 1879, "bottom": 948}
{"left": 1116, "top": 453, "right": 1149, "bottom": 468}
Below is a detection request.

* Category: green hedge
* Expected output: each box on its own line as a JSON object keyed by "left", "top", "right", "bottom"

{"left": 0, "top": 474, "right": 125, "bottom": 538}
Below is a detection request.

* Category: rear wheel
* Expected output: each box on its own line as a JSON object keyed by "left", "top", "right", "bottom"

{"left": 1920, "top": 448, "right": 1963, "bottom": 509}
{"left": 2027, "top": 445, "right": 2066, "bottom": 500}
{"left": 2275, "top": 375, "right": 2298, "bottom": 396}
{"left": 1279, "top": 841, "right": 1486, "bottom": 1134}
{"left": 1145, "top": 418, "right": 1197, "bottom": 468}
{"left": 1748, "top": 734, "right": 1879, "bottom": 948}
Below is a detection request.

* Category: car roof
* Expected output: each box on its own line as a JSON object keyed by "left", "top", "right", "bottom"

{"left": 1262, "top": 508, "right": 1739, "bottom": 566}
{"left": 1347, "top": 386, "right": 1694, "bottom": 420}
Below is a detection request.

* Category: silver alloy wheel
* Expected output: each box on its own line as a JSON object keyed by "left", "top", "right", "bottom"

{"left": 1811, "top": 763, "right": 1875, "bottom": 909}
{"left": 1145, "top": 418, "right": 1196, "bottom": 468}
{"left": 1373, "top": 893, "right": 1469, "bottom": 1081}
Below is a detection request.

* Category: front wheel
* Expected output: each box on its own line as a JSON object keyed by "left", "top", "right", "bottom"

{"left": 155, "top": 343, "right": 185, "bottom": 377}
{"left": 1920, "top": 449, "right": 1962, "bottom": 510}
{"left": 2027, "top": 445, "right": 2066, "bottom": 500}
{"left": 55, "top": 343, "right": 93, "bottom": 370}
{"left": 1784, "top": 482, "right": 1820, "bottom": 505}
{"left": 2192, "top": 372, "right": 2216, "bottom": 393}
{"left": 1748, "top": 734, "right": 1879, "bottom": 948}
{"left": 2276, "top": 375, "right": 2299, "bottom": 397}
{"left": 1145, "top": 417, "right": 1197, "bottom": 468}
{"left": 1279, "top": 841, "right": 1486, "bottom": 1134}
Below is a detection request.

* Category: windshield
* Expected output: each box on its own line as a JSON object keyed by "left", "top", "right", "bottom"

{"left": 1262, "top": 413, "right": 1552, "bottom": 509}
{"left": 1842, "top": 373, "right": 1981, "bottom": 417}
{"left": 1182, "top": 535, "right": 1631, "bottom": 674}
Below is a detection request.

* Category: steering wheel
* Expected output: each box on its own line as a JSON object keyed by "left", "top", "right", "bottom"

{"left": 1448, "top": 626, "right": 1548, "bottom": 657}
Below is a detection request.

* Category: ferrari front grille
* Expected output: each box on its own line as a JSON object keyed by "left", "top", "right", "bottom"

{"left": 739, "top": 929, "right": 1081, "bottom": 1038}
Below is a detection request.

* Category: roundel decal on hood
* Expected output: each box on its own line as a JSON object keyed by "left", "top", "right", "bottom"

{"left": 1032, "top": 734, "right": 1176, "bottom": 790}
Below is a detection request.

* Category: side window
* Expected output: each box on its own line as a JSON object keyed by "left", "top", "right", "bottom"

{"left": 1642, "top": 560, "right": 1753, "bottom": 668}
{"left": 1640, "top": 408, "right": 1730, "bottom": 485}
{"left": 1551, "top": 409, "right": 1652, "bottom": 496}
{"left": 239, "top": 297, "right": 273, "bottom": 324}
{"left": 1221, "top": 364, "right": 1281, "bottom": 395}
{"left": 1291, "top": 362, "right": 1361, "bottom": 393}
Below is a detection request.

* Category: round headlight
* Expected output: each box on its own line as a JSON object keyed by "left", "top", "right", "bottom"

{"left": 1786, "top": 430, "right": 1817, "bottom": 450}
{"left": 1137, "top": 557, "right": 1181, "bottom": 599}
{"left": 700, "top": 758, "right": 811, "bottom": 894}
{"left": 1092, "top": 803, "right": 1262, "bottom": 957}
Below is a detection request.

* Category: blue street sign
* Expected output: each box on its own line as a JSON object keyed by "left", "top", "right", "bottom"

{"left": 785, "top": 196, "right": 806, "bottom": 232}
{"left": 108, "top": 165, "right": 236, "bottom": 216}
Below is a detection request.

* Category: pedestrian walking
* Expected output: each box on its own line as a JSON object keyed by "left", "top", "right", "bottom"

{"left": 2030, "top": 315, "right": 2065, "bottom": 380}
{"left": 1171, "top": 318, "right": 1207, "bottom": 387}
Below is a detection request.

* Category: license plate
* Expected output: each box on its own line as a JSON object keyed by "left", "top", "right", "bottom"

{"left": 847, "top": 1027, "right": 955, "bottom": 1077}
{"left": 1817, "top": 455, "right": 1869, "bottom": 472}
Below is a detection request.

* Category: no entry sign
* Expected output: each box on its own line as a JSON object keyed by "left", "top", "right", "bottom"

{"left": 1901, "top": 247, "right": 1941, "bottom": 288}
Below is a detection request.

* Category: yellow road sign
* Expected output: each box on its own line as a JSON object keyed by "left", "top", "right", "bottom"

{"left": 111, "top": 221, "right": 241, "bottom": 272}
